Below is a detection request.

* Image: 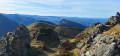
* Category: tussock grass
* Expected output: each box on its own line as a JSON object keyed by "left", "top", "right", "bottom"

{"left": 101, "top": 25, "right": 120, "bottom": 40}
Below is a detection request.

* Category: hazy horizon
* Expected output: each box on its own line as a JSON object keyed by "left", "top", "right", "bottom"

{"left": 0, "top": 0, "right": 120, "bottom": 18}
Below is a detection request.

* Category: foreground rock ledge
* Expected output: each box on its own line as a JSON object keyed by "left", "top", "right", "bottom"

{"left": 0, "top": 24, "right": 31, "bottom": 56}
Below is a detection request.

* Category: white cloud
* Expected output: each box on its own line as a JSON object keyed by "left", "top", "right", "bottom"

{"left": 0, "top": 0, "right": 120, "bottom": 17}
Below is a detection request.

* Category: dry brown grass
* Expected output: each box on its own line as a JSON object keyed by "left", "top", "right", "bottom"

{"left": 101, "top": 25, "right": 120, "bottom": 40}
{"left": 76, "top": 27, "right": 93, "bottom": 42}
{"left": 71, "top": 48, "right": 80, "bottom": 56}
{"left": 81, "top": 44, "right": 91, "bottom": 53}
{"left": 30, "top": 39, "right": 45, "bottom": 48}
{"left": 95, "top": 25, "right": 101, "bottom": 29}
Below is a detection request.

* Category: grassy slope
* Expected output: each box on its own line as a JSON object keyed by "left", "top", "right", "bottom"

{"left": 101, "top": 25, "right": 120, "bottom": 40}
{"left": 54, "top": 26, "right": 84, "bottom": 40}
{"left": 27, "top": 21, "right": 85, "bottom": 56}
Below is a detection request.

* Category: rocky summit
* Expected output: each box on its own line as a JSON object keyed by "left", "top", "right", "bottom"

{"left": 76, "top": 12, "right": 120, "bottom": 56}
{"left": 106, "top": 12, "right": 120, "bottom": 25}
{"left": 0, "top": 24, "right": 31, "bottom": 56}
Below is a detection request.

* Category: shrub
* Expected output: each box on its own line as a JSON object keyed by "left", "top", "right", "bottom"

{"left": 38, "top": 27, "right": 53, "bottom": 35}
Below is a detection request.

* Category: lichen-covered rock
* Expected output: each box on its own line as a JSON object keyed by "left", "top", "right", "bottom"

{"left": 107, "top": 12, "right": 120, "bottom": 25}
{"left": 100, "top": 35, "right": 115, "bottom": 44}
{"left": 90, "top": 24, "right": 106, "bottom": 38}
{"left": 90, "top": 43, "right": 117, "bottom": 56}
{"left": 77, "top": 12, "right": 120, "bottom": 56}
{"left": 82, "top": 24, "right": 107, "bottom": 45}
{"left": 0, "top": 24, "right": 31, "bottom": 56}
{"left": 79, "top": 34, "right": 120, "bottom": 56}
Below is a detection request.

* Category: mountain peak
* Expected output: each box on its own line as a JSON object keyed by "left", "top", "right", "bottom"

{"left": 116, "top": 12, "right": 120, "bottom": 16}
{"left": 57, "top": 19, "right": 86, "bottom": 28}
{"left": 106, "top": 12, "right": 120, "bottom": 25}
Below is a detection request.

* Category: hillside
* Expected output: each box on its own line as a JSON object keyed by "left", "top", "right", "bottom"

{"left": 27, "top": 21, "right": 84, "bottom": 40}
{"left": 56, "top": 19, "right": 86, "bottom": 28}
{"left": 2, "top": 14, "right": 37, "bottom": 26}
{"left": 53, "top": 12, "right": 120, "bottom": 56}
{"left": 27, "top": 21, "right": 56, "bottom": 37}
{"left": 74, "top": 12, "right": 120, "bottom": 56}
{"left": 0, "top": 14, "right": 18, "bottom": 37}
{"left": 54, "top": 26, "right": 84, "bottom": 39}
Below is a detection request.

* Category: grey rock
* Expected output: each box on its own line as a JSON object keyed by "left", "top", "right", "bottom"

{"left": 93, "top": 34, "right": 101, "bottom": 42}
{"left": 90, "top": 24, "right": 106, "bottom": 39}
{"left": 78, "top": 12, "right": 120, "bottom": 56}
{"left": 116, "top": 12, "right": 120, "bottom": 16}
{"left": 90, "top": 43, "right": 117, "bottom": 56}
{"left": 100, "top": 35, "right": 115, "bottom": 44}
{"left": 107, "top": 12, "right": 120, "bottom": 25}
{"left": 0, "top": 24, "right": 31, "bottom": 56}
{"left": 76, "top": 42, "right": 85, "bottom": 49}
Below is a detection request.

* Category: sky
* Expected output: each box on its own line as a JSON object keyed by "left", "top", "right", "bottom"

{"left": 0, "top": 0, "right": 120, "bottom": 18}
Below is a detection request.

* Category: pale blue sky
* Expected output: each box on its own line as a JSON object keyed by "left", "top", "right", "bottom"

{"left": 0, "top": 0, "right": 120, "bottom": 18}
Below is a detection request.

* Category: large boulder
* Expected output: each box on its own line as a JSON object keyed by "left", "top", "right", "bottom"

{"left": 107, "top": 12, "right": 120, "bottom": 25}
{"left": 90, "top": 43, "right": 118, "bottom": 56}
{"left": 79, "top": 35, "right": 120, "bottom": 56}
{"left": 100, "top": 35, "right": 115, "bottom": 44}
{"left": 0, "top": 24, "right": 31, "bottom": 56}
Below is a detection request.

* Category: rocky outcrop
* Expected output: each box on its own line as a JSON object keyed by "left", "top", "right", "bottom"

{"left": 89, "top": 35, "right": 120, "bottom": 56}
{"left": 0, "top": 24, "right": 31, "bottom": 56}
{"left": 79, "top": 34, "right": 120, "bottom": 56}
{"left": 106, "top": 12, "right": 120, "bottom": 25}
{"left": 76, "top": 23, "right": 107, "bottom": 49}
{"left": 77, "top": 12, "right": 120, "bottom": 56}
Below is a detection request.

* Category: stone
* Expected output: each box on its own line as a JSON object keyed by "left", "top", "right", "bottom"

{"left": 90, "top": 43, "right": 117, "bottom": 56}
{"left": 89, "top": 24, "right": 106, "bottom": 40}
{"left": 78, "top": 12, "right": 120, "bottom": 56}
{"left": 116, "top": 12, "right": 120, "bottom": 16}
{"left": 108, "top": 12, "right": 120, "bottom": 25}
{"left": 76, "top": 42, "right": 85, "bottom": 49}
{"left": 0, "top": 24, "right": 31, "bottom": 56}
{"left": 100, "top": 35, "right": 115, "bottom": 44}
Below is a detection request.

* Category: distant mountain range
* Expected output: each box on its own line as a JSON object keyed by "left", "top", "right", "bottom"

{"left": 1, "top": 13, "right": 107, "bottom": 27}
{"left": 2, "top": 14, "right": 37, "bottom": 26}
{"left": 0, "top": 14, "right": 18, "bottom": 37}
{"left": 0, "top": 13, "right": 107, "bottom": 37}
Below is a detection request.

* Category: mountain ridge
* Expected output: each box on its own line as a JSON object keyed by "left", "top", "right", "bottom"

{"left": 57, "top": 19, "right": 86, "bottom": 28}
{"left": 1, "top": 13, "right": 107, "bottom": 27}
{"left": 0, "top": 14, "right": 18, "bottom": 37}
